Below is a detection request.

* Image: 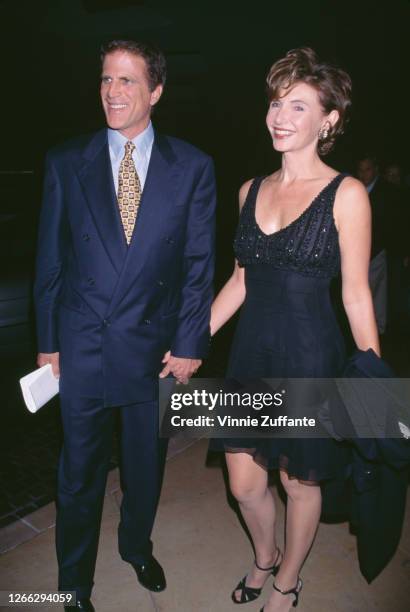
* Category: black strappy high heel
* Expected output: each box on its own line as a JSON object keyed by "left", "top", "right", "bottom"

{"left": 259, "top": 577, "right": 303, "bottom": 611}
{"left": 231, "top": 548, "right": 282, "bottom": 605}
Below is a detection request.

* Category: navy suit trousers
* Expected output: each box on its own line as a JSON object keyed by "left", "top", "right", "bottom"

{"left": 56, "top": 394, "right": 168, "bottom": 598}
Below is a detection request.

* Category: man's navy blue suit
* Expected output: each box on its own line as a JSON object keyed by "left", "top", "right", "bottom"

{"left": 34, "top": 128, "right": 216, "bottom": 598}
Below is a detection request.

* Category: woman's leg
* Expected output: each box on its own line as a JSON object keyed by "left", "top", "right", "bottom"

{"left": 263, "top": 470, "right": 321, "bottom": 611}
{"left": 226, "top": 452, "right": 279, "bottom": 597}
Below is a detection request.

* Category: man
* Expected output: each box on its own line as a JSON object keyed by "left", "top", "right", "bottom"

{"left": 34, "top": 40, "right": 216, "bottom": 611}
{"left": 357, "top": 155, "right": 391, "bottom": 334}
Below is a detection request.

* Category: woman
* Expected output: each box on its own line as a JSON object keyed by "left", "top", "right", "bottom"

{"left": 210, "top": 48, "right": 380, "bottom": 612}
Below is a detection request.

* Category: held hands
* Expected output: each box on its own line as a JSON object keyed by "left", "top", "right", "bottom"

{"left": 37, "top": 350, "right": 201, "bottom": 383}
{"left": 159, "top": 351, "right": 201, "bottom": 384}
{"left": 37, "top": 352, "right": 60, "bottom": 378}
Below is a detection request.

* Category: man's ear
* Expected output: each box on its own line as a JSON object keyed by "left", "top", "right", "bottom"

{"left": 150, "top": 84, "right": 163, "bottom": 107}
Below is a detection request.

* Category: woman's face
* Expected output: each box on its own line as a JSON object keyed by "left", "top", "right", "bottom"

{"left": 266, "top": 81, "right": 336, "bottom": 154}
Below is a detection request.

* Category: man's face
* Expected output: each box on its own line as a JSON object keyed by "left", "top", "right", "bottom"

{"left": 357, "top": 159, "right": 378, "bottom": 187}
{"left": 100, "top": 50, "right": 162, "bottom": 139}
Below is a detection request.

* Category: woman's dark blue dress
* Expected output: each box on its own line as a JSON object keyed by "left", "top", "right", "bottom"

{"left": 212, "top": 173, "right": 349, "bottom": 483}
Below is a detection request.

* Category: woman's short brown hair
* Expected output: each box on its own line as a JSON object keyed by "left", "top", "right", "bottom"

{"left": 266, "top": 47, "right": 352, "bottom": 155}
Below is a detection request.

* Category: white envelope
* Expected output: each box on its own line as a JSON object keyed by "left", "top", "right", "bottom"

{"left": 19, "top": 364, "right": 59, "bottom": 413}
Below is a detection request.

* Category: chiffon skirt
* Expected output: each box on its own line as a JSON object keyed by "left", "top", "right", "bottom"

{"left": 210, "top": 265, "right": 350, "bottom": 483}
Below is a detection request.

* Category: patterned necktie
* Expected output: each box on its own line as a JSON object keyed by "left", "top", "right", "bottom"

{"left": 117, "top": 140, "right": 142, "bottom": 245}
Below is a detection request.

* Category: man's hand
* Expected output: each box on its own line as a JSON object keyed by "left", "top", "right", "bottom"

{"left": 159, "top": 351, "right": 201, "bottom": 384}
{"left": 37, "top": 352, "right": 60, "bottom": 378}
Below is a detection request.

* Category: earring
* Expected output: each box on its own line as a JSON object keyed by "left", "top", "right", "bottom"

{"left": 319, "top": 125, "right": 329, "bottom": 140}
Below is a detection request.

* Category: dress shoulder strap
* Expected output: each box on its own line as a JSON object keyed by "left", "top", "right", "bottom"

{"left": 240, "top": 176, "right": 265, "bottom": 218}
{"left": 329, "top": 172, "right": 350, "bottom": 197}
{"left": 319, "top": 173, "right": 350, "bottom": 214}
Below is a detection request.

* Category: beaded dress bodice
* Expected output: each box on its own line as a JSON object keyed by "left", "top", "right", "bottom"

{"left": 234, "top": 174, "right": 346, "bottom": 279}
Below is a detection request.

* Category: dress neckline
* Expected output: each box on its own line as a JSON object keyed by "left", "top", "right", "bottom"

{"left": 252, "top": 173, "right": 343, "bottom": 238}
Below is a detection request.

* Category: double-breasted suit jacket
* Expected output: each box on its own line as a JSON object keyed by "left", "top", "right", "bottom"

{"left": 34, "top": 128, "right": 216, "bottom": 405}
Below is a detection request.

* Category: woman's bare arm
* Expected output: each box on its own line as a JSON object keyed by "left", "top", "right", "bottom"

{"left": 334, "top": 177, "right": 380, "bottom": 356}
{"left": 210, "top": 180, "right": 252, "bottom": 336}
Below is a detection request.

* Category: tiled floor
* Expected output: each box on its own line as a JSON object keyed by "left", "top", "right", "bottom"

{"left": 0, "top": 439, "right": 409, "bottom": 612}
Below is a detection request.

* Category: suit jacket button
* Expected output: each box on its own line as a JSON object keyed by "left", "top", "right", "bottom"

{"left": 88, "top": 277, "right": 95, "bottom": 285}
{"left": 157, "top": 280, "right": 164, "bottom": 286}
{"left": 102, "top": 319, "right": 110, "bottom": 327}
{"left": 83, "top": 233, "right": 90, "bottom": 241}
{"left": 165, "top": 237, "right": 174, "bottom": 244}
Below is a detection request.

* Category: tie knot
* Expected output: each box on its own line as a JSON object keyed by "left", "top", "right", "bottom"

{"left": 125, "top": 141, "right": 135, "bottom": 156}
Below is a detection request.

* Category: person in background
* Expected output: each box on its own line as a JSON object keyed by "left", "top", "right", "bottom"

{"left": 383, "top": 161, "right": 410, "bottom": 329}
{"left": 357, "top": 154, "right": 391, "bottom": 334}
{"left": 384, "top": 162, "right": 403, "bottom": 188}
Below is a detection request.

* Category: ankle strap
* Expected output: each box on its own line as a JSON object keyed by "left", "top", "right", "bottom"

{"left": 273, "top": 582, "right": 296, "bottom": 596}
{"left": 272, "top": 577, "right": 302, "bottom": 601}
{"left": 255, "top": 548, "right": 282, "bottom": 572}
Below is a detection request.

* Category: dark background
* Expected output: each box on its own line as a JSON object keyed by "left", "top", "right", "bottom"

{"left": 1, "top": 0, "right": 409, "bottom": 167}
{"left": 0, "top": 0, "right": 409, "bottom": 282}
{"left": 0, "top": 0, "right": 409, "bottom": 526}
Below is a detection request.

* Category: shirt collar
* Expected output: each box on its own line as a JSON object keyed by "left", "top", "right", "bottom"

{"left": 366, "top": 176, "right": 378, "bottom": 193}
{"left": 107, "top": 121, "right": 154, "bottom": 160}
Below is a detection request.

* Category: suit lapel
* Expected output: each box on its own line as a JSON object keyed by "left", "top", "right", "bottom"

{"left": 106, "top": 132, "right": 183, "bottom": 317}
{"left": 75, "top": 130, "right": 127, "bottom": 274}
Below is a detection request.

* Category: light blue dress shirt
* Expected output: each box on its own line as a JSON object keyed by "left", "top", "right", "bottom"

{"left": 107, "top": 122, "right": 154, "bottom": 194}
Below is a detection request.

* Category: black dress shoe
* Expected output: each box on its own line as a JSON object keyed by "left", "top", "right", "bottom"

{"left": 132, "top": 556, "right": 166, "bottom": 592}
{"left": 64, "top": 598, "right": 95, "bottom": 611}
